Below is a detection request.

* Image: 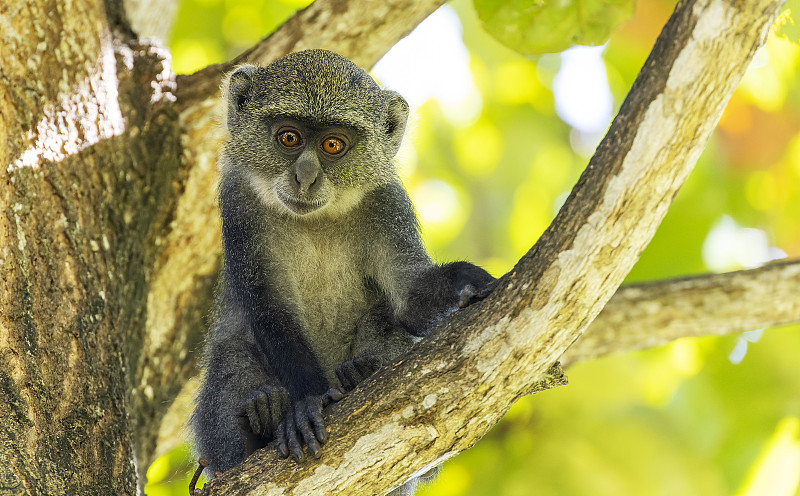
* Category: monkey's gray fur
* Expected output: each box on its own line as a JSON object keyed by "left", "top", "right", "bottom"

{"left": 191, "top": 49, "right": 494, "bottom": 495}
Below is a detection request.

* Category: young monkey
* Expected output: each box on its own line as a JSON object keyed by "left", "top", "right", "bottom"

{"left": 191, "top": 49, "right": 494, "bottom": 494}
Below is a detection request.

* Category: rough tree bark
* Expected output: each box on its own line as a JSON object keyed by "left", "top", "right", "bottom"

{"left": 1, "top": 1, "right": 179, "bottom": 493}
{"left": 0, "top": 0, "right": 794, "bottom": 496}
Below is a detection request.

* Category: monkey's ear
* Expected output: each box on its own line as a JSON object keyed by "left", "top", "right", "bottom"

{"left": 223, "top": 64, "right": 258, "bottom": 131}
{"left": 383, "top": 92, "right": 409, "bottom": 157}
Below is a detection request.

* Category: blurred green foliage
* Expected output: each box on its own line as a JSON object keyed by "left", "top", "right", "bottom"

{"left": 474, "top": 0, "right": 635, "bottom": 54}
{"left": 148, "top": 0, "right": 800, "bottom": 494}
{"left": 777, "top": 0, "right": 800, "bottom": 42}
{"left": 169, "top": 0, "right": 314, "bottom": 74}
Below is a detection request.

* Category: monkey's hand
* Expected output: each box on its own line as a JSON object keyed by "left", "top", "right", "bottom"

{"left": 335, "top": 355, "right": 386, "bottom": 392}
{"left": 276, "top": 388, "right": 344, "bottom": 461}
{"left": 237, "top": 385, "right": 290, "bottom": 439}
{"left": 458, "top": 274, "right": 498, "bottom": 308}
{"left": 450, "top": 262, "right": 497, "bottom": 309}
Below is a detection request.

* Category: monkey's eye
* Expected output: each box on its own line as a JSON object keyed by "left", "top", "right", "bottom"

{"left": 278, "top": 130, "right": 302, "bottom": 148}
{"left": 322, "top": 137, "right": 345, "bottom": 155}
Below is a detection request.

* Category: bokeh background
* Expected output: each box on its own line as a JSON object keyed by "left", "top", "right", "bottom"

{"left": 145, "top": 0, "right": 800, "bottom": 494}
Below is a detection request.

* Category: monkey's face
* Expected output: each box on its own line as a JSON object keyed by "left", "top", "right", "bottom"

{"left": 228, "top": 111, "right": 385, "bottom": 219}
{"left": 252, "top": 117, "right": 363, "bottom": 217}
{"left": 222, "top": 51, "right": 410, "bottom": 219}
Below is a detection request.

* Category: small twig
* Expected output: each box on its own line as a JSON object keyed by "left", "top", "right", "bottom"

{"left": 189, "top": 458, "right": 209, "bottom": 495}
{"left": 524, "top": 362, "right": 568, "bottom": 395}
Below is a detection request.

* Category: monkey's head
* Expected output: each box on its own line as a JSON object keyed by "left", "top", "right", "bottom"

{"left": 222, "top": 49, "right": 409, "bottom": 218}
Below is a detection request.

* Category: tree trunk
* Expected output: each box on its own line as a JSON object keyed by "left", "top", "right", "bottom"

{"left": 1, "top": 0, "right": 182, "bottom": 492}
{"left": 0, "top": 0, "right": 792, "bottom": 495}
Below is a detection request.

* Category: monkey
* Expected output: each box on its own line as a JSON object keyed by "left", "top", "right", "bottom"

{"left": 191, "top": 49, "right": 495, "bottom": 494}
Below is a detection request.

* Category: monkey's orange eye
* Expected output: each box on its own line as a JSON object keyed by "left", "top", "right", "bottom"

{"left": 279, "top": 131, "right": 301, "bottom": 147}
{"left": 322, "top": 137, "right": 345, "bottom": 155}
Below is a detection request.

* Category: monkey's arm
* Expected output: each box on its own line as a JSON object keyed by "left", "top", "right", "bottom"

{"left": 192, "top": 300, "right": 286, "bottom": 473}
{"left": 336, "top": 300, "right": 418, "bottom": 391}
{"left": 335, "top": 183, "right": 495, "bottom": 392}
{"left": 367, "top": 182, "right": 496, "bottom": 336}
{"left": 224, "top": 264, "right": 341, "bottom": 462}
{"left": 400, "top": 261, "right": 495, "bottom": 333}
{"left": 220, "top": 177, "right": 342, "bottom": 461}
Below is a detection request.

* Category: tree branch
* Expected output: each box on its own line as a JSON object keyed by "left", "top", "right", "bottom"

{"left": 155, "top": 260, "right": 800, "bottom": 460}
{"left": 198, "top": 0, "right": 785, "bottom": 494}
{"left": 564, "top": 259, "right": 800, "bottom": 365}
{"left": 175, "top": 0, "right": 446, "bottom": 108}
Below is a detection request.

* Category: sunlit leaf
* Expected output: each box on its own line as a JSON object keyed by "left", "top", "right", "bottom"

{"left": 473, "top": 0, "right": 635, "bottom": 54}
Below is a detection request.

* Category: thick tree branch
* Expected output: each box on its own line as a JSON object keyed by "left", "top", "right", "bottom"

{"left": 154, "top": 260, "right": 800, "bottom": 460}
{"left": 198, "top": 0, "right": 784, "bottom": 494}
{"left": 564, "top": 259, "right": 800, "bottom": 365}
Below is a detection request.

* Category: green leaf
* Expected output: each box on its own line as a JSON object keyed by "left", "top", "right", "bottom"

{"left": 775, "top": 0, "right": 800, "bottom": 43}
{"left": 473, "top": 0, "right": 635, "bottom": 55}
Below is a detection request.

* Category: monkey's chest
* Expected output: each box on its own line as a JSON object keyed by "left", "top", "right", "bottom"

{"left": 275, "top": 238, "right": 370, "bottom": 381}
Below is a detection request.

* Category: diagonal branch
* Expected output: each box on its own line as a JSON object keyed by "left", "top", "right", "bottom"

{"left": 176, "top": 0, "right": 447, "bottom": 109}
{"left": 153, "top": 260, "right": 800, "bottom": 463}
{"left": 156, "top": 260, "right": 800, "bottom": 461}
{"left": 198, "top": 0, "right": 785, "bottom": 494}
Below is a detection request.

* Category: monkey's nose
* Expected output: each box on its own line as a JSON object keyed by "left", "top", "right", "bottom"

{"left": 294, "top": 160, "right": 321, "bottom": 194}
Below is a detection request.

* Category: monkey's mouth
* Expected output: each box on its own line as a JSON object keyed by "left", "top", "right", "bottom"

{"left": 278, "top": 193, "right": 326, "bottom": 215}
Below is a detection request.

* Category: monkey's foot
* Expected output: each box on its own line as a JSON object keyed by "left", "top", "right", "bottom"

{"left": 238, "top": 385, "right": 290, "bottom": 438}
{"left": 335, "top": 355, "right": 386, "bottom": 392}
{"left": 276, "top": 389, "right": 343, "bottom": 462}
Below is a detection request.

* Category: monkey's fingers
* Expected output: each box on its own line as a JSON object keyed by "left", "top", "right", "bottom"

{"left": 307, "top": 398, "right": 328, "bottom": 443}
{"left": 294, "top": 401, "right": 323, "bottom": 458}
{"left": 355, "top": 356, "right": 382, "bottom": 378}
{"left": 461, "top": 278, "right": 499, "bottom": 307}
{"left": 335, "top": 362, "right": 360, "bottom": 391}
{"left": 281, "top": 413, "right": 305, "bottom": 462}
{"left": 336, "top": 356, "right": 384, "bottom": 391}
{"left": 324, "top": 388, "right": 344, "bottom": 406}
{"left": 268, "top": 387, "right": 290, "bottom": 431}
{"left": 254, "top": 393, "right": 273, "bottom": 436}
{"left": 275, "top": 420, "right": 289, "bottom": 458}
{"left": 244, "top": 399, "right": 263, "bottom": 435}
{"left": 458, "top": 284, "right": 478, "bottom": 308}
